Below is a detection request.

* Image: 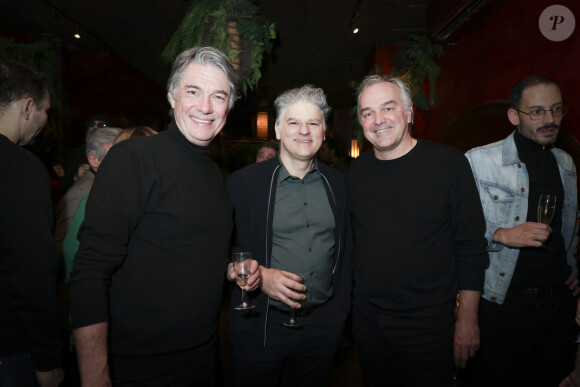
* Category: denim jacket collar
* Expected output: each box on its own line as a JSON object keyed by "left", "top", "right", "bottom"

{"left": 502, "top": 132, "right": 521, "bottom": 166}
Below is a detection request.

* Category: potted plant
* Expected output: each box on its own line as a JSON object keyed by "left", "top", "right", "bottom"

{"left": 161, "top": 0, "right": 276, "bottom": 94}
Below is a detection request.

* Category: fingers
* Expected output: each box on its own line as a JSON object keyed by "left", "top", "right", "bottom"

{"left": 565, "top": 275, "right": 580, "bottom": 296}
{"left": 259, "top": 268, "right": 307, "bottom": 308}
{"left": 454, "top": 344, "right": 478, "bottom": 368}
{"left": 453, "top": 345, "right": 468, "bottom": 368}
{"left": 277, "top": 274, "right": 306, "bottom": 307}
{"left": 245, "top": 271, "right": 261, "bottom": 292}
{"left": 227, "top": 263, "right": 236, "bottom": 281}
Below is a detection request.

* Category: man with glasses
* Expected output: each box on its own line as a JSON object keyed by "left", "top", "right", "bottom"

{"left": 463, "top": 75, "right": 578, "bottom": 386}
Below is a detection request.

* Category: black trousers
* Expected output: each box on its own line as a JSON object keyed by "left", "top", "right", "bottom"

{"left": 461, "top": 289, "right": 577, "bottom": 387}
{"left": 111, "top": 344, "right": 218, "bottom": 387}
{"left": 353, "top": 299, "right": 456, "bottom": 387}
{"left": 231, "top": 306, "right": 344, "bottom": 387}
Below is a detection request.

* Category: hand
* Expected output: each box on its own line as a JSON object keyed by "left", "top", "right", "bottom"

{"left": 76, "top": 164, "right": 90, "bottom": 180}
{"left": 259, "top": 267, "right": 306, "bottom": 309}
{"left": 492, "top": 222, "right": 552, "bottom": 248}
{"left": 227, "top": 260, "right": 260, "bottom": 292}
{"left": 454, "top": 315, "right": 480, "bottom": 368}
{"left": 36, "top": 367, "right": 64, "bottom": 387}
{"left": 565, "top": 274, "right": 580, "bottom": 297}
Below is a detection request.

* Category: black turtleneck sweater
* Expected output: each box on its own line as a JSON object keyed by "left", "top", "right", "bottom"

{"left": 69, "top": 120, "right": 232, "bottom": 378}
{"left": 510, "top": 130, "right": 568, "bottom": 288}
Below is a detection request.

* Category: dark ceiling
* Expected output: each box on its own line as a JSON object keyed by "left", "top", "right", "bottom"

{"left": 0, "top": 0, "right": 431, "bottom": 109}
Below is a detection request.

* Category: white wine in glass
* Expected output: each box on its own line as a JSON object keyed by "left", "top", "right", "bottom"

{"left": 232, "top": 252, "right": 255, "bottom": 310}
{"left": 537, "top": 194, "right": 556, "bottom": 224}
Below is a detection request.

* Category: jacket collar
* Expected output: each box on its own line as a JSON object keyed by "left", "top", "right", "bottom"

{"left": 502, "top": 131, "right": 522, "bottom": 166}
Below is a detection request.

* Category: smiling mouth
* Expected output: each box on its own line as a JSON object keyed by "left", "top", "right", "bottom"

{"left": 191, "top": 116, "right": 212, "bottom": 124}
{"left": 295, "top": 139, "right": 312, "bottom": 143}
{"left": 375, "top": 127, "right": 392, "bottom": 134}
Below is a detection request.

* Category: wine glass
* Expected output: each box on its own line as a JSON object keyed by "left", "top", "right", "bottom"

{"left": 537, "top": 194, "right": 556, "bottom": 224}
{"left": 232, "top": 252, "right": 255, "bottom": 310}
{"left": 283, "top": 275, "right": 307, "bottom": 328}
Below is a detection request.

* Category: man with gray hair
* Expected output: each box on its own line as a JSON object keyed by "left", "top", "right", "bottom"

{"left": 69, "top": 47, "right": 239, "bottom": 385}
{"left": 53, "top": 126, "right": 121, "bottom": 255}
{"left": 226, "top": 85, "right": 352, "bottom": 386}
{"left": 347, "top": 75, "right": 489, "bottom": 386}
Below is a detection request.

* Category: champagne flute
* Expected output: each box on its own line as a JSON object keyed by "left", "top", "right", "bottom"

{"left": 232, "top": 252, "right": 255, "bottom": 310}
{"left": 283, "top": 275, "right": 307, "bottom": 328}
{"left": 537, "top": 194, "right": 556, "bottom": 224}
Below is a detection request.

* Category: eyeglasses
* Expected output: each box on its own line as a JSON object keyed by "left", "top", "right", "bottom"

{"left": 86, "top": 120, "right": 108, "bottom": 128}
{"left": 515, "top": 105, "right": 569, "bottom": 121}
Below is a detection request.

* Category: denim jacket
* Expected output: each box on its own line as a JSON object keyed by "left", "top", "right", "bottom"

{"left": 465, "top": 132, "right": 578, "bottom": 304}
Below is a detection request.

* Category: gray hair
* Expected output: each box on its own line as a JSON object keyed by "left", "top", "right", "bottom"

{"left": 167, "top": 46, "right": 238, "bottom": 112}
{"left": 274, "top": 85, "right": 331, "bottom": 131}
{"left": 85, "top": 127, "right": 122, "bottom": 161}
{"left": 357, "top": 75, "right": 414, "bottom": 125}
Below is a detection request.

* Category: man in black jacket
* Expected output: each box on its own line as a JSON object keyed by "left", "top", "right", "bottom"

{"left": 226, "top": 85, "right": 352, "bottom": 386}
{"left": 0, "top": 60, "right": 63, "bottom": 387}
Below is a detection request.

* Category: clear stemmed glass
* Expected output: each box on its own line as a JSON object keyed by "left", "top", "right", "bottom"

{"left": 538, "top": 194, "right": 557, "bottom": 224}
{"left": 283, "top": 275, "right": 307, "bottom": 328}
{"left": 232, "top": 252, "right": 255, "bottom": 310}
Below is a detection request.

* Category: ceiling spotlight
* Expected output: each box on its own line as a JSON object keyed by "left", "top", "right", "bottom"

{"left": 74, "top": 34, "right": 81, "bottom": 39}
{"left": 352, "top": 27, "right": 359, "bottom": 34}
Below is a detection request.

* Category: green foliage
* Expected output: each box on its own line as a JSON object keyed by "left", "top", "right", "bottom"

{"left": 0, "top": 37, "right": 63, "bottom": 106}
{"left": 0, "top": 37, "right": 79, "bottom": 161}
{"left": 392, "top": 34, "right": 443, "bottom": 110}
{"left": 161, "top": 0, "right": 276, "bottom": 95}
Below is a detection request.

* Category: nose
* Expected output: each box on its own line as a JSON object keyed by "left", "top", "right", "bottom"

{"left": 197, "top": 95, "right": 213, "bottom": 114}
{"left": 374, "top": 111, "right": 386, "bottom": 126}
{"left": 298, "top": 122, "right": 310, "bottom": 135}
{"left": 542, "top": 109, "right": 555, "bottom": 124}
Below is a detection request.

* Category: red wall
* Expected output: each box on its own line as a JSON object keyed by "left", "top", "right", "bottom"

{"left": 428, "top": 0, "right": 580, "bottom": 142}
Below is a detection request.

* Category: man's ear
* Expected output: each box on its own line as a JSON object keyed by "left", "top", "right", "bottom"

{"left": 508, "top": 108, "right": 520, "bottom": 126}
{"left": 274, "top": 123, "right": 281, "bottom": 140}
{"left": 87, "top": 153, "right": 100, "bottom": 169}
{"left": 167, "top": 92, "right": 176, "bottom": 109}
{"left": 21, "top": 98, "right": 34, "bottom": 119}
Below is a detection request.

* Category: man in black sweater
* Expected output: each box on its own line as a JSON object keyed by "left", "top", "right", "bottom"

{"left": 69, "top": 47, "right": 239, "bottom": 386}
{"left": 348, "top": 75, "right": 488, "bottom": 386}
{"left": 0, "top": 60, "right": 63, "bottom": 386}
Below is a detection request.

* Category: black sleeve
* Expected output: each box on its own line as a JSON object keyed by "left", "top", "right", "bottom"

{"left": 69, "top": 147, "right": 145, "bottom": 328}
{"left": 451, "top": 155, "right": 490, "bottom": 291}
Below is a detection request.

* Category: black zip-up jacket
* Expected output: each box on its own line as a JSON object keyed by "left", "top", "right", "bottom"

{"left": 226, "top": 157, "right": 352, "bottom": 349}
